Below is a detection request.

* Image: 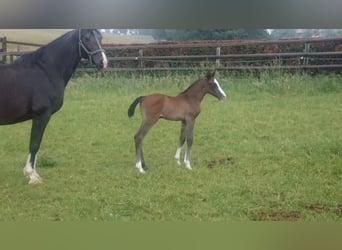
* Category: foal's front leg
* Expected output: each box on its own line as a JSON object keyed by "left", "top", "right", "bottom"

{"left": 183, "top": 122, "right": 194, "bottom": 170}
{"left": 175, "top": 120, "right": 194, "bottom": 170}
{"left": 175, "top": 121, "right": 186, "bottom": 166}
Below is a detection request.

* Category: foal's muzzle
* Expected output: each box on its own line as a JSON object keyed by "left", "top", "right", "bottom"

{"left": 215, "top": 89, "right": 227, "bottom": 101}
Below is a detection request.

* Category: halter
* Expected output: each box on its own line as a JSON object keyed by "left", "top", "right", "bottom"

{"left": 78, "top": 29, "right": 105, "bottom": 65}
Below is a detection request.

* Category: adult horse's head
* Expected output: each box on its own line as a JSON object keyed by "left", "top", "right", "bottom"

{"left": 206, "top": 70, "right": 227, "bottom": 100}
{"left": 78, "top": 29, "right": 108, "bottom": 70}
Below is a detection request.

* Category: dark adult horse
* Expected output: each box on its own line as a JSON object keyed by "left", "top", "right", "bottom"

{"left": 128, "top": 71, "right": 227, "bottom": 173}
{"left": 0, "top": 29, "right": 108, "bottom": 184}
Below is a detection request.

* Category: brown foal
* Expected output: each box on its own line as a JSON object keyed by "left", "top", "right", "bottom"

{"left": 128, "top": 71, "right": 227, "bottom": 173}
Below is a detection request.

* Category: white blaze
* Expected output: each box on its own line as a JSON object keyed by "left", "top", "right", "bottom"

{"left": 214, "top": 78, "right": 226, "bottom": 98}
{"left": 101, "top": 52, "right": 108, "bottom": 69}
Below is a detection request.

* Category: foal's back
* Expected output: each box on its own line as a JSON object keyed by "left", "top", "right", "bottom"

{"left": 141, "top": 93, "right": 194, "bottom": 122}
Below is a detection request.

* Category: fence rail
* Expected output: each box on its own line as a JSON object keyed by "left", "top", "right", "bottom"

{"left": 1, "top": 36, "right": 342, "bottom": 72}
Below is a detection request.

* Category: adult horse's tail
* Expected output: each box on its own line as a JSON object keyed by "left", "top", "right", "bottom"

{"left": 128, "top": 96, "right": 144, "bottom": 117}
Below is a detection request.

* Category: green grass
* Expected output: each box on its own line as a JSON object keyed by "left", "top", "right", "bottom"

{"left": 0, "top": 71, "right": 341, "bottom": 221}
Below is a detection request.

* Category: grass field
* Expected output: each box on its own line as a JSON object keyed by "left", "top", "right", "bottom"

{"left": 0, "top": 71, "right": 341, "bottom": 221}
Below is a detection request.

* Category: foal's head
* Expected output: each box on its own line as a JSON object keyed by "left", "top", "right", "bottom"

{"left": 78, "top": 29, "right": 108, "bottom": 70}
{"left": 205, "top": 71, "right": 227, "bottom": 100}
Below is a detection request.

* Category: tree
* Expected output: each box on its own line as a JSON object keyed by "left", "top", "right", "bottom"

{"left": 270, "top": 29, "right": 342, "bottom": 39}
{"left": 152, "top": 29, "right": 269, "bottom": 41}
{"left": 270, "top": 29, "right": 297, "bottom": 39}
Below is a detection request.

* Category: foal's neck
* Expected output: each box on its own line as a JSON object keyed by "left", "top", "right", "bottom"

{"left": 180, "top": 78, "right": 208, "bottom": 102}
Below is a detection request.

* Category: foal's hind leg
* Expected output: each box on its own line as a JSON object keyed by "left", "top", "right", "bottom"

{"left": 134, "top": 120, "right": 156, "bottom": 173}
{"left": 23, "top": 113, "right": 51, "bottom": 184}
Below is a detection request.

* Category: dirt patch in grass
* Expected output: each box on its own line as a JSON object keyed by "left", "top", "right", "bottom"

{"left": 304, "top": 203, "right": 342, "bottom": 216}
{"left": 249, "top": 203, "right": 342, "bottom": 221}
{"left": 205, "top": 157, "right": 234, "bottom": 168}
{"left": 250, "top": 210, "right": 301, "bottom": 221}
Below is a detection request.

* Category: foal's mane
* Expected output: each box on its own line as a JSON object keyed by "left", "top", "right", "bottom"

{"left": 179, "top": 77, "right": 206, "bottom": 95}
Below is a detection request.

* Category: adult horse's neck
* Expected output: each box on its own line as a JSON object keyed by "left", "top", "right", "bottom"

{"left": 25, "top": 30, "right": 81, "bottom": 85}
{"left": 179, "top": 78, "right": 208, "bottom": 102}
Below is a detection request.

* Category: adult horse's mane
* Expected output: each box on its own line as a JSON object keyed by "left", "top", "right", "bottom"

{"left": 13, "top": 30, "right": 77, "bottom": 66}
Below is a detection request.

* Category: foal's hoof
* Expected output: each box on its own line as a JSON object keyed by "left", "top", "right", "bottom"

{"left": 142, "top": 163, "right": 148, "bottom": 171}
{"left": 136, "top": 167, "right": 146, "bottom": 174}
{"left": 135, "top": 162, "right": 146, "bottom": 174}
{"left": 139, "top": 169, "right": 146, "bottom": 174}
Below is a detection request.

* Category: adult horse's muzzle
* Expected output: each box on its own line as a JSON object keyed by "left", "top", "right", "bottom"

{"left": 92, "top": 51, "right": 108, "bottom": 70}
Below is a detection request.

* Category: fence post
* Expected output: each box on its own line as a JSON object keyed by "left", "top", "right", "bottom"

{"left": 138, "top": 48, "right": 143, "bottom": 68}
{"left": 216, "top": 46, "right": 221, "bottom": 68}
{"left": 303, "top": 41, "right": 310, "bottom": 69}
{"left": 1, "top": 37, "right": 7, "bottom": 63}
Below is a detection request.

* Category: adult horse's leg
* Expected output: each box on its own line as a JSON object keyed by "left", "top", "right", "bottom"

{"left": 175, "top": 121, "right": 186, "bottom": 166}
{"left": 23, "top": 113, "right": 51, "bottom": 184}
{"left": 183, "top": 120, "right": 195, "bottom": 170}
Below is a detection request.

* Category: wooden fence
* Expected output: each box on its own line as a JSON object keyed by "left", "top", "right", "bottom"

{"left": 0, "top": 39, "right": 42, "bottom": 64}
{"left": 1, "top": 36, "right": 342, "bottom": 72}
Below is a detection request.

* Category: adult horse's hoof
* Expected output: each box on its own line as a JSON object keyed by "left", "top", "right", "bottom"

{"left": 28, "top": 177, "right": 43, "bottom": 184}
{"left": 28, "top": 172, "right": 43, "bottom": 184}
{"left": 24, "top": 168, "right": 43, "bottom": 184}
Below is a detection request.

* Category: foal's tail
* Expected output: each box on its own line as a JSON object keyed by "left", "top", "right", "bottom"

{"left": 128, "top": 96, "right": 144, "bottom": 117}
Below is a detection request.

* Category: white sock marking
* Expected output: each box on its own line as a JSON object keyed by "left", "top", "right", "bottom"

{"left": 185, "top": 160, "right": 192, "bottom": 170}
{"left": 23, "top": 154, "right": 42, "bottom": 184}
{"left": 135, "top": 161, "right": 146, "bottom": 173}
{"left": 175, "top": 147, "right": 182, "bottom": 165}
{"left": 184, "top": 151, "right": 192, "bottom": 170}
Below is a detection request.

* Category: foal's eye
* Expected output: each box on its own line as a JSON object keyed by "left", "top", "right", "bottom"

{"left": 210, "top": 82, "right": 217, "bottom": 88}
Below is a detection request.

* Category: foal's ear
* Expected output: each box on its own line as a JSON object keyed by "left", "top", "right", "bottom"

{"left": 206, "top": 70, "right": 216, "bottom": 79}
